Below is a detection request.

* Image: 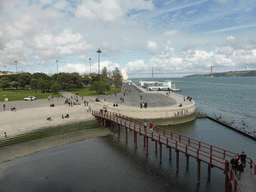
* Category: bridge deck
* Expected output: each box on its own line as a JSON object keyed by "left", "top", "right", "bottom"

{"left": 93, "top": 111, "right": 256, "bottom": 192}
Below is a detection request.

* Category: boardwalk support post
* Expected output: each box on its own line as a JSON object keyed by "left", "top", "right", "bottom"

{"left": 111, "top": 122, "right": 113, "bottom": 133}
{"left": 159, "top": 143, "right": 162, "bottom": 163}
{"left": 169, "top": 148, "right": 172, "bottom": 161}
{"left": 134, "top": 132, "right": 137, "bottom": 149}
{"left": 155, "top": 141, "right": 158, "bottom": 153}
{"left": 224, "top": 160, "right": 231, "bottom": 192}
{"left": 197, "top": 160, "right": 201, "bottom": 184}
{"left": 118, "top": 124, "right": 120, "bottom": 138}
{"left": 146, "top": 137, "right": 148, "bottom": 155}
{"left": 186, "top": 155, "right": 189, "bottom": 170}
{"left": 176, "top": 150, "right": 179, "bottom": 172}
{"left": 125, "top": 127, "right": 128, "bottom": 143}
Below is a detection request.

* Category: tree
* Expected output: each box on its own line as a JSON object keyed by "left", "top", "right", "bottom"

{"left": 100, "top": 67, "right": 109, "bottom": 84}
{"left": 0, "top": 77, "right": 10, "bottom": 90}
{"left": 50, "top": 83, "right": 61, "bottom": 93}
{"left": 112, "top": 67, "right": 123, "bottom": 90}
{"left": 37, "top": 78, "right": 46, "bottom": 92}
{"left": 30, "top": 79, "right": 38, "bottom": 89}
{"left": 10, "top": 81, "right": 19, "bottom": 89}
{"left": 90, "top": 81, "right": 110, "bottom": 94}
{"left": 18, "top": 73, "right": 31, "bottom": 88}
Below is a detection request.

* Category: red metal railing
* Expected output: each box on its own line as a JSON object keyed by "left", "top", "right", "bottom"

{"left": 92, "top": 110, "right": 256, "bottom": 191}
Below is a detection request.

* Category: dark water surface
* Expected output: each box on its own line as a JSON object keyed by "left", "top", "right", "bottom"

{"left": 1, "top": 117, "right": 255, "bottom": 192}
{"left": 1, "top": 77, "right": 255, "bottom": 191}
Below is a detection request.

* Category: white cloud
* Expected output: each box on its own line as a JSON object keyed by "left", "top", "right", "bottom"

{"left": 125, "top": 60, "right": 148, "bottom": 73}
{"left": 75, "top": 0, "right": 154, "bottom": 22}
{"left": 55, "top": 29, "right": 83, "bottom": 46}
{"left": 59, "top": 60, "right": 120, "bottom": 74}
{"left": 217, "top": 47, "right": 234, "bottom": 55}
{"left": 163, "top": 30, "right": 178, "bottom": 37}
{"left": 147, "top": 40, "right": 157, "bottom": 51}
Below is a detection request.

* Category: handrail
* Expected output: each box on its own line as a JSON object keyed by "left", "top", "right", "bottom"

{"left": 93, "top": 110, "right": 256, "bottom": 191}
{"left": 93, "top": 110, "right": 236, "bottom": 159}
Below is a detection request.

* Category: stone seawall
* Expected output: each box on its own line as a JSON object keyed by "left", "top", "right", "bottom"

{"left": 95, "top": 82, "right": 196, "bottom": 125}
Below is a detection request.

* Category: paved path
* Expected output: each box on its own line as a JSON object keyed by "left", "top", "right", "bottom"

{"left": 94, "top": 83, "right": 190, "bottom": 108}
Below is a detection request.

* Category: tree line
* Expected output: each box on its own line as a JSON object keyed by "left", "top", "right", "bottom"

{"left": 0, "top": 67, "right": 123, "bottom": 93}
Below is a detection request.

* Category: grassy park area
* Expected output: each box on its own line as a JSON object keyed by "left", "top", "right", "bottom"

{"left": 0, "top": 87, "right": 121, "bottom": 102}
{"left": 0, "top": 120, "right": 104, "bottom": 148}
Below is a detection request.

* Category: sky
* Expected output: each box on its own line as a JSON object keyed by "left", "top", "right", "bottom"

{"left": 1, "top": 0, "right": 256, "bottom": 78}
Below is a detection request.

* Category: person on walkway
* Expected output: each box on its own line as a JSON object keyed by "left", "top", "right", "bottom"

{"left": 230, "top": 156, "right": 238, "bottom": 175}
{"left": 142, "top": 102, "right": 145, "bottom": 108}
{"left": 3, "top": 104, "right": 5, "bottom": 110}
{"left": 4, "top": 132, "right": 7, "bottom": 137}
{"left": 143, "top": 121, "right": 147, "bottom": 129}
{"left": 115, "top": 92, "right": 116, "bottom": 97}
{"left": 145, "top": 102, "right": 147, "bottom": 108}
{"left": 239, "top": 151, "right": 248, "bottom": 167}
{"left": 140, "top": 95, "right": 142, "bottom": 100}
{"left": 140, "top": 102, "right": 142, "bottom": 108}
{"left": 81, "top": 95, "right": 83, "bottom": 100}
{"left": 149, "top": 122, "right": 154, "bottom": 131}
{"left": 87, "top": 106, "right": 89, "bottom": 112}
{"left": 237, "top": 160, "right": 244, "bottom": 179}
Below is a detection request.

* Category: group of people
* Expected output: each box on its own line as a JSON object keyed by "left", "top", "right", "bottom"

{"left": 140, "top": 102, "right": 148, "bottom": 108}
{"left": 62, "top": 114, "right": 69, "bottom": 118}
{"left": 230, "top": 151, "right": 248, "bottom": 179}
{"left": 143, "top": 121, "right": 154, "bottom": 130}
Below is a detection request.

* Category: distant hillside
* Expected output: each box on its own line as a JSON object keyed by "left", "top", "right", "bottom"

{"left": 185, "top": 70, "right": 256, "bottom": 77}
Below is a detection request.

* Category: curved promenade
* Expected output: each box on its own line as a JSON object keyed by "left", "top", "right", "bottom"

{"left": 95, "top": 82, "right": 196, "bottom": 125}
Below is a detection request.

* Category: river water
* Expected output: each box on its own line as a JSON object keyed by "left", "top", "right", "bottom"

{"left": 0, "top": 77, "right": 255, "bottom": 191}
{"left": 132, "top": 77, "right": 256, "bottom": 136}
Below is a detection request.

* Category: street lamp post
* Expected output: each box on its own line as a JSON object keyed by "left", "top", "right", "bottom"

{"left": 89, "top": 58, "right": 92, "bottom": 85}
{"left": 15, "top": 61, "right": 17, "bottom": 74}
{"left": 96, "top": 49, "right": 102, "bottom": 75}
{"left": 56, "top": 60, "right": 58, "bottom": 74}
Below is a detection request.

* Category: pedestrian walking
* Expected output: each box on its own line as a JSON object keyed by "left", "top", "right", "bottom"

{"left": 237, "top": 160, "right": 244, "bottom": 179}
{"left": 140, "top": 95, "right": 142, "bottom": 100}
{"left": 82, "top": 95, "right": 83, "bottom": 100}
{"left": 145, "top": 102, "right": 147, "bottom": 108}
{"left": 143, "top": 121, "right": 147, "bottom": 129}
{"left": 239, "top": 151, "right": 248, "bottom": 167}
{"left": 3, "top": 104, "right": 5, "bottom": 110}
{"left": 115, "top": 92, "right": 117, "bottom": 97}
{"left": 87, "top": 106, "right": 89, "bottom": 112}
{"left": 140, "top": 102, "right": 142, "bottom": 108}
{"left": 4, "top": 132, "right": 7, "bottom": 137}
{"left": 149, "top": 122, "right": 154, "bottom": 131}
{"left": 230, "top": 156, "right": 238, "bottom": 175}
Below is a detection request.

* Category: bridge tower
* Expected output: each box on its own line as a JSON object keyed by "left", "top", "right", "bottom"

{"left": 211, "top": 66, "right": 213, "bottom": 78}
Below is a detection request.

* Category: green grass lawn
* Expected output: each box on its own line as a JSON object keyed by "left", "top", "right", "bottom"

{"left": 0, "top": 120, "right": 103, "bottom": 148}
{"left": 68, "top": 86, "right": 121, "bottom": 96}
{"left": 0, "top": 87, "right": 121, "bottom": 102}
{"left": 0, "top": 89, "right": 61, "bottom": 102}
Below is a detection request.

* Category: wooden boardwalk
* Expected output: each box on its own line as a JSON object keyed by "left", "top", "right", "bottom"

{"left": 92, "top": 111, "right": 256, "bottom": 192}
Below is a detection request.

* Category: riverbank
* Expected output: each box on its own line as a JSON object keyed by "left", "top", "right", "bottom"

{"left": 0, "top": 127, "right": 111, "bottom": 163}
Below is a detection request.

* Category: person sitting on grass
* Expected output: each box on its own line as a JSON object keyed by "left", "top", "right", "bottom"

{"left": 47, "top": 117, "right": 51, "bottom": 120}
{"left": 65, "top": 114, "right": 69, "bottom": 118}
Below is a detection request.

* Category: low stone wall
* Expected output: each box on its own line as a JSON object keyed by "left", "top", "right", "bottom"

{"left": 97, "top": 102, "right": 195, "bottom": 118}
{"left": 94, "top": 82, "right": 196, "bottom": 125}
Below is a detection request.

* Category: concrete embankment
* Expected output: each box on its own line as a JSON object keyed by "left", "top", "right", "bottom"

{"left": 95, "top": 82, "right": 196, "bottom": 125}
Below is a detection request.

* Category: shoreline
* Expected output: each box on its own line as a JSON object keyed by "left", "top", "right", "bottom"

{"left": 0, "top": 127, "right": 112, "bottom": 164}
